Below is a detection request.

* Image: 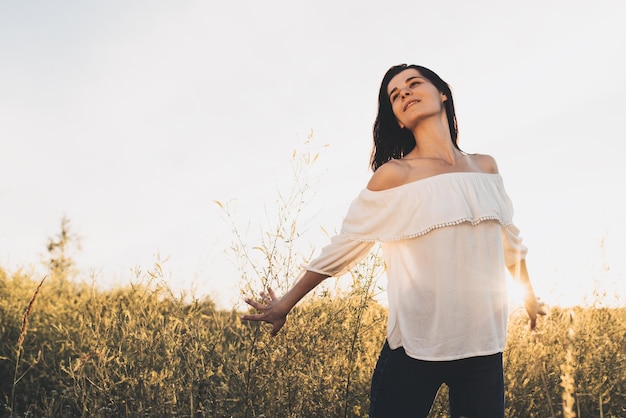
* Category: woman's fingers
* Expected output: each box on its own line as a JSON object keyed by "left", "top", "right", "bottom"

{"left": 244, "top": 297, "right": 266, "bottom": 311}
{"left": 245, "top": 288, "right": 275, "bottom": 310}
{"left": 525, "top": 297, "right": 547, "bottom": 331}
{"left": 240, "top": 312, "right": 264, "bottom": 321}
{"left": 241, "top": 288, "right": 287, "bottom": 336}
{"left": 241, "top": 289, "right": 277, "bottom": 322}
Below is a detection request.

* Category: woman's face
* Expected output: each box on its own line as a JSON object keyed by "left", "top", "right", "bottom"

{"left": 387, "top": 68, "right": 446, "bottom": 131}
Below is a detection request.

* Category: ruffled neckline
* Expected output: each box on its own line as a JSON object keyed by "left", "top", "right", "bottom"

{"left": 363, "top": 171, "right": 502, "bottom": 194}
{"left": 340, "top": 172, "right": 514, "bottom": 242}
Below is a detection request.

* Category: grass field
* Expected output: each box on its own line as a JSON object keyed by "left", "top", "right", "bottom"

{"left": 2, "top": 252, "right": 625, "bottom": 417}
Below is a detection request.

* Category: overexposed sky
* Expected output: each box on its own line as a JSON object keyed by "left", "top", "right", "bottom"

{"left": 1, "top": 0, "right": 625, "bottom": 308}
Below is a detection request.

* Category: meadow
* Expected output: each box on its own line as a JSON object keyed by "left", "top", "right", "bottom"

{"left": 2, "top": 259, "right": 625, "bottom": 417}
{"left": 2, "top": 147, "right": 625, "bottom": 417}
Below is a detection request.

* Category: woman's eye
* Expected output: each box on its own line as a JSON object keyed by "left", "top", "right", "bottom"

{"left": 410, "top": 81, "right": 420, "bottom": 87}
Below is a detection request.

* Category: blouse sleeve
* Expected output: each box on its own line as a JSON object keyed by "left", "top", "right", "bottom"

{"left": 305, "top": 233, "right": 375, "bottom": 277}
{"left": 306, "top": 173, "right": 521, "bottom": 275}
{"left": 501, "top": 224, "right": 528, "bottom": 268}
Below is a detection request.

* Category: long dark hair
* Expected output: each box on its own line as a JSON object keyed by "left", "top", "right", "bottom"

{"left": 370, "top": 64, "right": 460, "bottom": 172}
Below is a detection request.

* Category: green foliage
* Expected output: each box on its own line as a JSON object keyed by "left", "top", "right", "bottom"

{"left": 2, "top": 268, "right": 626, "bottom": 417}
{"left": 504, "top": 306, "right": 626, "bottom": 418}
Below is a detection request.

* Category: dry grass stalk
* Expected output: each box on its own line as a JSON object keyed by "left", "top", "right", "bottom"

{"left": 560, "top": 310, "right": 577, "bottom": 418}
{"left": 12, "top": 275, "right": 47, "bottom": 415}
{"left": 17, "top": 276, "right": 47, "bottom": 352}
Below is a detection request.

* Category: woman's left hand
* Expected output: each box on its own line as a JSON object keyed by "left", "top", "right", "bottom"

{"left": 524, "top": 291, "right": 546, "bottom": 331}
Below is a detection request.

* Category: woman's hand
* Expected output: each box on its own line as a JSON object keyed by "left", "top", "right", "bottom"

{"left": 524, "top": 290, "right": 547, "bottom": 331}
{"left": 241, "top": 288, "right": 288, "bottom": 336}
{"left": 240, "top": 271, "right": 329, "bottom": 336}
{"left": 507, "top": 259, "right": 546, "bottom": 331}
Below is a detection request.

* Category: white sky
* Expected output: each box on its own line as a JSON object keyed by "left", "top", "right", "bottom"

{"left": 1, "top": 0, "right": 625, "bottom": 309}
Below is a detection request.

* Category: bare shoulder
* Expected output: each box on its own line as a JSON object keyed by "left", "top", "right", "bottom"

{"left": 468, "top": 153, "right": 499, "bottom": 174}
{"left": 366, "top": 159, "right": 409, "bottom": 191}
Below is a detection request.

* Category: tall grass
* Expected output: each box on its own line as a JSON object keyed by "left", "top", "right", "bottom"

{"left": 11, "top": 276, "right": 46, "bottom": 414}
{"left": 1, "top": 140, "right": 625, "bottom": 417}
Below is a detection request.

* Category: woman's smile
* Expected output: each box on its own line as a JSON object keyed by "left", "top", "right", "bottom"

{"left": 403, "top": 99, "right": 421, "bottom": 111}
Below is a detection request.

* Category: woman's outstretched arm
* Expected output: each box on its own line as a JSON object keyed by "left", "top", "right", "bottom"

{"left": 241, "top": 270, "right": 329, "bottom": 336}
{"left": 507, "top": 259, "right": 546, "bottom": 330}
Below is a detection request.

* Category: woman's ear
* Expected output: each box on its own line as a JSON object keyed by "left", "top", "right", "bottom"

{"left": 441, "top": 92, "right": 448, "bottom": 102}
{"left": 398, "top": 122, "right": 405, "bottom": 129}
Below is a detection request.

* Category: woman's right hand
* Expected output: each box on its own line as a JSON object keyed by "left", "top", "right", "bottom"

{"left": 241, "top": 271, "right": 329, "bottom": 336}
{"left": 241, "top": 288, "right": 288, "bottom": 336}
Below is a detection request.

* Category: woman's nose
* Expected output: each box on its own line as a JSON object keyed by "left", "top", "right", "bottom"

{"left": 401, "top": 88, "right": 411, "bottom": 98}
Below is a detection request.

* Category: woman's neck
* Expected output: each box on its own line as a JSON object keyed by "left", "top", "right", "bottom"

{"left": 407, "top": 117, "right": 457, "bottom": 164}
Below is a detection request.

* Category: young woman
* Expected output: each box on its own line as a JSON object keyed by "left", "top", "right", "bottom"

{"left": 242, "top": 64, "right": 544, "bottom": 418}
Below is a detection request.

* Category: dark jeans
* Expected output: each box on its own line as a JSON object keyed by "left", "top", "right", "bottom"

{"left": 369, "top": 341, "right": 504, "bottom": 418}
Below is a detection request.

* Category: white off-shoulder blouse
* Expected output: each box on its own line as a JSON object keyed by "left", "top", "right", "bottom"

{"left": 306, "top": 172, "right": 527, "bottom": 361}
